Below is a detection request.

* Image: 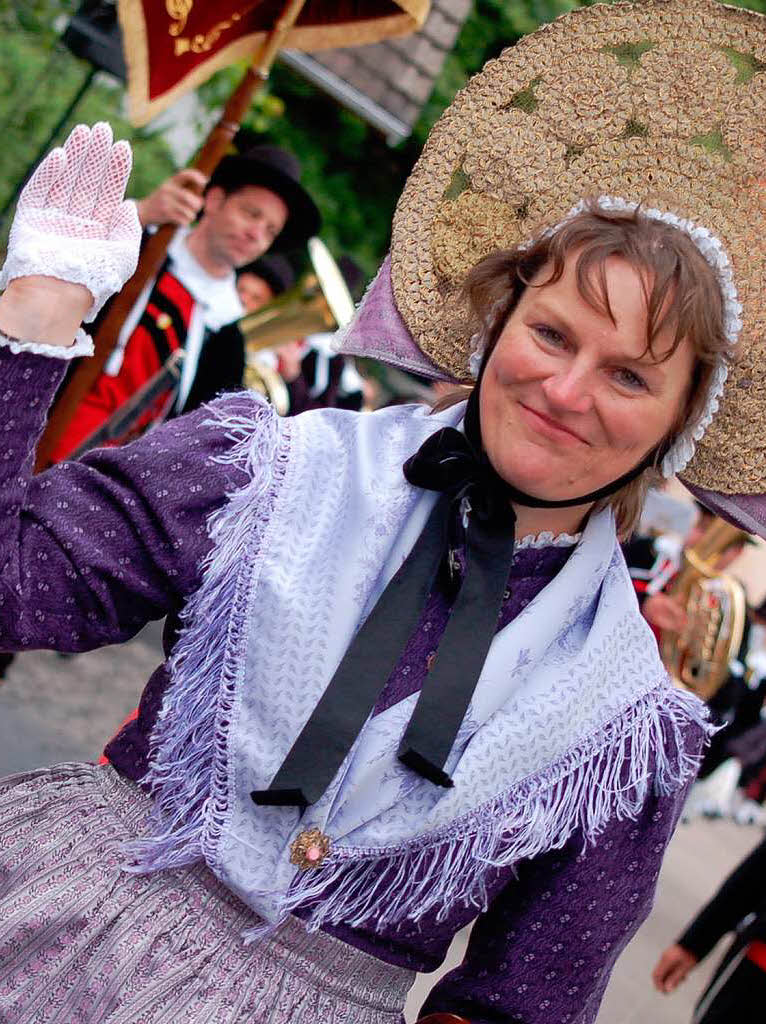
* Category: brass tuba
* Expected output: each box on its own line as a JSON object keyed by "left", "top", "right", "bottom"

{"left": 661, "top": 518, "right": 748, "bottom": 700}
{"left": 241, "top": 238, "right": 355, "bottom": 413}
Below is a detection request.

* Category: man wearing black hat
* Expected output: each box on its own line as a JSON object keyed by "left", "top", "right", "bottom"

{"left": 235, "top": 254, "right": 295, "bottom": 315}
{"left": 46, "top": 145, "right": 320, "bottom": 462}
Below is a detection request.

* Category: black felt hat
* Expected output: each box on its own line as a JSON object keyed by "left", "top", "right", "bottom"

{"left": 238, "top": 253, "right": 296, "bottom": 297}
{"left": 208, "top": 144, "right": 321, "bottom": 251}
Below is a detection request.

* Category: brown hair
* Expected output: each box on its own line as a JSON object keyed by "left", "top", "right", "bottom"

{"left": 447, "top": 203, "right": 731, "bottom": 536}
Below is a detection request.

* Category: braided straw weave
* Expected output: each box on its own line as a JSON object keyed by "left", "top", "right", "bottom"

{"left": 390, "top": 0, "right": 766, "bottom": 493}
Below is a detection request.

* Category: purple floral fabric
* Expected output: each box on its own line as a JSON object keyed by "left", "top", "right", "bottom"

{"left": 0, "top": 346, "right": 703, "bottom": 1024}
{"left": 0, "top": 349, "right": 244, "bottom": 653}
{"left": 420, "top": 777, "right": 688, "bottom": 1024}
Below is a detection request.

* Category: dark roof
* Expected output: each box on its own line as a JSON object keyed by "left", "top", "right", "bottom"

{"left": 280, "top": 0, "right": 472, "bottom": 144}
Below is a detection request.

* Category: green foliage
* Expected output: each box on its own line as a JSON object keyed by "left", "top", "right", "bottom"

{"left": 0, "top": 0, "right": 75, "bottom": 37}
{"left": 0, "top": 1, "right": 176, "bottom": 237}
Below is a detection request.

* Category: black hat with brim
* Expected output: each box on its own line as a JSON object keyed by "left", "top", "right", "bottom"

{"left": 209, "top": 146, "right": 321, "bottom": 251}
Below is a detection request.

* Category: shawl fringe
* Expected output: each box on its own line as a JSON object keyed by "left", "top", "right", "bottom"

{"left": 243, "top": 683, "right": 711, "bottom": 940}
{"left": 124, "top": 394, "right": 286, "bottom": 874}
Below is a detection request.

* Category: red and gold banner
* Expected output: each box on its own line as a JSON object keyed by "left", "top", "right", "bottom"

{"left": 118, "top": 1, "right": 429, "bottom": 125}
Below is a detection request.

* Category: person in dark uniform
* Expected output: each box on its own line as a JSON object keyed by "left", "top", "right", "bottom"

{"left": 286, "top": 255, "right": 366, "bottom": 415}
{"left": 44, "top": 145, "right": 319, "bottom": 463}
{"left": 652, "top": 832, "right": 766, "bottom": 1023}
{"left": 697, "top": 596, "right": 766, "bottom": 783}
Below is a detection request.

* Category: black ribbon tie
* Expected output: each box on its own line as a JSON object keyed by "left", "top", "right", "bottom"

{"left": 252, "top": 385, "right": 655, "bottom": 809}
{"left": 252, "top": 387, "right": 518, "bottom": 808}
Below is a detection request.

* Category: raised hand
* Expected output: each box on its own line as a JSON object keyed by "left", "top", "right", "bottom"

{"left": 0, "top": 122, "right": 141, "bottom": 332}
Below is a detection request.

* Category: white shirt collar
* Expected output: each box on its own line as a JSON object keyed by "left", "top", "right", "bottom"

{"left": 167, "top": 227, "right": 244, "bottom": 330}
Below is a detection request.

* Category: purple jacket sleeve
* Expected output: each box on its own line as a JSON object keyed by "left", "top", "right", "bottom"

{"left": 420, "top": 725, "right": 703, "bottom": 1024}
{"left": 0, "top": 346, "right": 258, "bottom": 653}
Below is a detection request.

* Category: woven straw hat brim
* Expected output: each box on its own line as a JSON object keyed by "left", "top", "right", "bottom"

{"left": 390, "top": 0, "right": 766, "bottom": 494}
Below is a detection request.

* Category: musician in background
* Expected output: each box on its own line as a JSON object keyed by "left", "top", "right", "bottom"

{"left": 649, "top": 517, "right": 760, "bottom": 820}
{"left": 652, "top": 832, "right": 766, "bottom": 1022}
{"left": 286, "top": 256, "right": 366, "bottom": 415}
{"left": 707, "top": 598, "right": 766, "bottom": 822}
{"left": 624, "top": 500, "right": 705, "bottom": 640}
{"left": 185, "top": 252, "right": 367, "bottom": 416}
{"left": 43, "top": 145, "right": 320, "bottom": 464}
{"left": 628, "top": 502, "right": 746, "bottom": 641}
{"left": 696, "top": 593, "right": 766, "bottom": 783}
{"left": 236, "top": 258, "right": 288, "bottom": 314}
{"left": 286, "top": 333, "right": 366, "bottom": 414}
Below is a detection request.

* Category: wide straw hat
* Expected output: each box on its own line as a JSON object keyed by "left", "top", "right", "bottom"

{"left": 389, "top": 0, "right": 766, "bottom": 495}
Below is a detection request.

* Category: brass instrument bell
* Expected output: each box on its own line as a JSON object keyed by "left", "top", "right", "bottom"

{"left": 241, "top": 238, "right": 356, "bottom": 412}
{"left": 661, "top": 518, "right": 748, "bottom": 700}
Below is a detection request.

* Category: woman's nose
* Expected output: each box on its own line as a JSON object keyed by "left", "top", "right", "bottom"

{"left": 541, "top": 366, "right": 594, "bottom": 415}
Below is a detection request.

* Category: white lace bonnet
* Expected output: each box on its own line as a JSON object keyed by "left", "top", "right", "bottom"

{"left": 381, "top": 0, "right": 766, "bottom": 494}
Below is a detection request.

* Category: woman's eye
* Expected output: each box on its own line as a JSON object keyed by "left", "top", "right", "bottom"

{"left": 613, "top": 367, "right": 647, "bottom": 391}
{"left": 534, "top": 325, "right": 566, "bottom": 347}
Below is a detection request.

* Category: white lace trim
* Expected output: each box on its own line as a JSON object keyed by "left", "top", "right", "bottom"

{"left": 0, "top": 327, "right": 93, "bottom": 360}
{"left": 468, "top": 196, "right": 741, "bottom": 478}
{"left": 468, "top": 339, "right": 483, "bottom": 380}
{"left": 515, "top": 530, "right": 581, "bottom": 550}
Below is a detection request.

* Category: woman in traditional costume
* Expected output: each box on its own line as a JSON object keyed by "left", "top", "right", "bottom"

{"left": 1, "top": 2, "right": 765, "bottom": 1022}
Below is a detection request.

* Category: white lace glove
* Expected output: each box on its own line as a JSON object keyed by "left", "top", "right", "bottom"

{"left": 0, "top": 122, "right": 141, "bottom": 322}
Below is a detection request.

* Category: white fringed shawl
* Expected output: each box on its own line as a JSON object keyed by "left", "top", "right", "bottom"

{"left": 129, "top": 395, "right": 709, "bottom": 937}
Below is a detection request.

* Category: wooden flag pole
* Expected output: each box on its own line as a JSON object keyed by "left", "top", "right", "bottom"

{"left": 35, "top": 0, "right": 308, "bottom": 470}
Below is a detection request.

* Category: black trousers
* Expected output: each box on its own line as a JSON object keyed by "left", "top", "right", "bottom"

{"left": 696, "top": 956, "right": 766, "bottom": 1023}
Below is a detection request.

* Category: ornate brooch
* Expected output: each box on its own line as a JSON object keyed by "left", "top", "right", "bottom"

{"left": 289, "top": 828, "right": 332, "bottom": 870}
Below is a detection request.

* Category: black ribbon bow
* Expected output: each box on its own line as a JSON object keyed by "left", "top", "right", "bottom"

{"left": 252, "top": 387, "right": 519, "bottom": 809}
{"left": 251, "top": 386, "right": 655, "bottom": 809}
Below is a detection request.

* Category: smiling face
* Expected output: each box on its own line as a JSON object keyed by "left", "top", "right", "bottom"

{"left": 479, "top": 252, "right": 696, "bottom": 505}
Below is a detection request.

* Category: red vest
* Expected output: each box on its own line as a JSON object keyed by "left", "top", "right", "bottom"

{"left": 49, "top": 270, "right": 195, "bottom": 464}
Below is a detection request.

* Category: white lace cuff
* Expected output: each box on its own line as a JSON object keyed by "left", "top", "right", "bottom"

{"left": 0, "top": 327, "right": 93, "bottom": 360}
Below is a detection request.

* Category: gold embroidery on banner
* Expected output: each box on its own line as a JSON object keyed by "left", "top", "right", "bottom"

{"left": 173, "top": 3, "right": 255, "bottom": 57}
{"left": 166, "top": 0, "right": 193, "bottom": 38}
